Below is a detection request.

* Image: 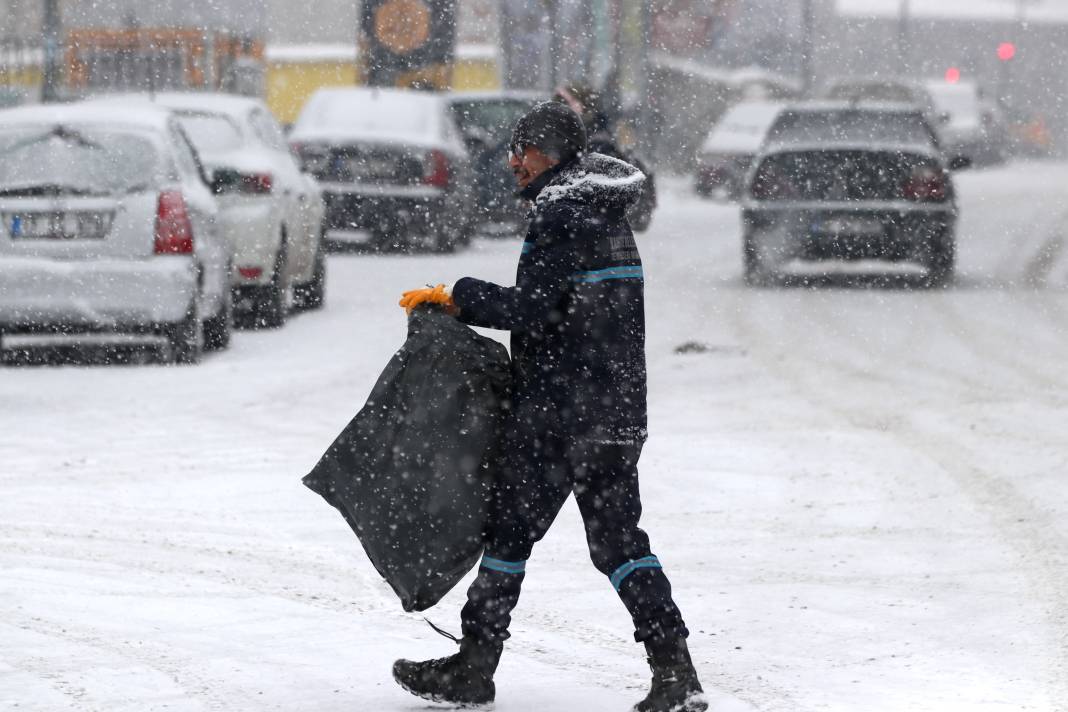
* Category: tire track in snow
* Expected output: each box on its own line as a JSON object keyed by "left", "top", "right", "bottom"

{"left": 719, "top": 288, "right": 1068, "bottom": 709}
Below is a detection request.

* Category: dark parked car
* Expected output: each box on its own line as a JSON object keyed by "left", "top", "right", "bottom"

{"left": 289, "top": 88, "right": 476, "bottom": 252}
{"left": 446, "top": 91, "right": 542, "bottom": 232}
{"left": 741, "top": 102, "right": 960, "bottom": 287}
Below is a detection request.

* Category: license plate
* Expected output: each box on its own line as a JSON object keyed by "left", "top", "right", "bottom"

{"left": 5, "top": 211, "right": 112, "bottom": 240}
{"left": 347, "top": 156, "right": 397, "bottom": 179}
{"left": 814, "top": 216, "right": 885, "bottom": 237}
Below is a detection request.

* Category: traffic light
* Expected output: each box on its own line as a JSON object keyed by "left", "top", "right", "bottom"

{"left": 997, "top": 42, "right": 1016, "bottom": 62}
{"left": 945, "top": 67, "right": 961, "bottom": 83}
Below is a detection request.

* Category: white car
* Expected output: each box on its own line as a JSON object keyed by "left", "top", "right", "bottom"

{"left": 97, "top": 93, "right": 326, "bottom": 325}
{"left": 695, "top": 101, "right": 784, "bottom": 200}
{"left": 0, "top": 102, "right": 231, "bottom": 364}
{"left": 923, "top": 80, "right": 1008, "bottom": 167}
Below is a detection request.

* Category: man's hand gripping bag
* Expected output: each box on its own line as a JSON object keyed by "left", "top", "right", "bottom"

{"left": 302, "top": 308, "right": 510, "bottom": 611}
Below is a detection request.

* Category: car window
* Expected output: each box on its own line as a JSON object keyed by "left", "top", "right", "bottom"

{"left": 169, "top": 123, "right": 210, "bottom": 185}
{"left": 0, "top": 125, "right": 160, "bottom": 194}
{"left": 768, "top": 110, "right": 936, "bottom": 147}
{"left": 449, "top": 99, "right": 535, "bottom": 142}
{"left": 249, "top": 108, "right": 287, "bottom": 151}
{"left": 827, "top": 84, "right": 917, "bottom": 103}
{"left": 175, "top": 112, "right": 245, "bottom": 155}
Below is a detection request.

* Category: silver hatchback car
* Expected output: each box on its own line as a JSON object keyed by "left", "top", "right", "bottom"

{"left": 0, "top": 102, "right": 232, "bottom": 364}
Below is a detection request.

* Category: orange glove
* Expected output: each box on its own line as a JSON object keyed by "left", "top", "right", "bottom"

{"left": 399, "top": 284, "right": 456, "bottom": 315}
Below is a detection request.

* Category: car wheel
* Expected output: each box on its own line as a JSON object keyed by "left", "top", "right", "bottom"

{"left": 923, "top": 234, "right": 956, "bottom": 289}
{"left": 165, "top": 301, "right": 203, "bottom": 365}
{"left": 743, "top": 230, "right": 776, "bottom": 287}
{"left": 252, "top": 241, "right": 289, "bottom": 328}
{"left": 434, "top": 223, "right": 458, "bottom": 254}
{"left": 203, "top": 285, "right": 234, "bottom": 351}
{"left": 294, "top": 243, "right": 326, "bottom": 310}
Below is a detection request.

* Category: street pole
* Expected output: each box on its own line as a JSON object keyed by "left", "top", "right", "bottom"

{"left": 800, "top": 0, "right": 815, "bottom": 95}
{"left": 41, "top": 0, "right": 61, "bottom": 103}
{"left": 543, "top": 0, "right": 558, "bottom": 91}
{"left": 898, "top": 0, "right": 911, "bottom": 74}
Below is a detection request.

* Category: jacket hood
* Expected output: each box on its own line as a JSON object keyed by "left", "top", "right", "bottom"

{"left": 535, "top": 152, "right": 646, "bottom": 210}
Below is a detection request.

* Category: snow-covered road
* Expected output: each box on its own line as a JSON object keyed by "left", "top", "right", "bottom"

{"left": 3, "top": 162, "right": 1068, "bottom": 712}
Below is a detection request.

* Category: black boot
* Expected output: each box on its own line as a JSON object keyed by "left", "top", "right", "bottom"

{"left": 392, "top": 636, "right": 502, "bottom": 707}
{"left": 633, "top": 637, "right": 707, "bottom": 712}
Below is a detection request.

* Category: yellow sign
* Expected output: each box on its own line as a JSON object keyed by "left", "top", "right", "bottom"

{"left": 374, "top": 0, "right": 432, "bottom": 55}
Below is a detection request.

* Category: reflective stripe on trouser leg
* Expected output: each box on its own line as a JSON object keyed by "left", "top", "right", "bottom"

{"left": 461, "top": 555, "right": 528, "bottom": 643}
{"left": 609, "top": 555, "right": 662, "bottom": 591}
{"left": 480, "top": 555, "right": 527, "bottom": 575}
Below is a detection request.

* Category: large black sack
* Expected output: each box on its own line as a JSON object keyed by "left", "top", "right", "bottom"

{"left": 303, "top": 308, "right": 511, "bottom": 612}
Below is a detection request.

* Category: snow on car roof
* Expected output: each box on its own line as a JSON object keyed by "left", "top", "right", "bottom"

{"left": 700, "top": 101, "right": 785, "bottom": 154}
{"left": 782, "top": 100, "right": 926, "bottom": 114}
{"left": 0, "top": 101, "right": 174, "bottom": 133}
{"left": 446, "top": 90, "right": 546, "bottom": 103}
{"left": 291, "top": 88, "right": 450, "bottom": 145}
{"left": 87, "top": 92, "right": 265, "bottom": 119}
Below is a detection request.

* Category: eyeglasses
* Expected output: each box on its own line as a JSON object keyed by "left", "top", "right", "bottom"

{"left": 508, "top": 143, "right": 527, "bottom": 161}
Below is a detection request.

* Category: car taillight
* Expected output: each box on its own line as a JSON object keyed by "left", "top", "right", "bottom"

{"left": 424, "top": 150, "right": 450, "bottom": 188}
{"left": 154, "top": 190, "right": 194, "bottom": 255}
{"left": 242, "top": 173, "right": 273, "bottom": 194}
{"left": 903, "top": 165, "right": 947, "bottom": 202}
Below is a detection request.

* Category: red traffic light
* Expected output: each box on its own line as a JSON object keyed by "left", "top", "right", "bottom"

{"left": 945, "top": 67, "right": 961, "bottom": 83}
{"left": 998, "top": 42, "right": 1016, "bottom": 61}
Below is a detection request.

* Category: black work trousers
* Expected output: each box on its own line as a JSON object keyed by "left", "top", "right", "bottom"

{"left": 460, "top": 429, "right": 689, "bottom": 645}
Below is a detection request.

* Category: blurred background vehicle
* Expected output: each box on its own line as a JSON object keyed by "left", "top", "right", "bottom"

{"left": 923, "top": 79, "right": 1008, "bottom": 167}
{"left": 694, "top": 100, "right": 784, "bottom": 201}
{"left": 446, "top": 90, "right": 542, "bottom": 233}
{"left": 290, "top": 87, "right": 476, "bottom": 253}
{"left": 0, "top": 102, "right": 232, "bottom": 364}
{"left": 742, "top": 102, "right": 959, "bottom": 287}
{"left": 553, "top": 82, "right": 657, "bottom": 233}
{"left": 822, "top": 77, "right": 1008, "bottom": 167}
{"left": 99, "top": 93, "right": 327, "bottom": 326}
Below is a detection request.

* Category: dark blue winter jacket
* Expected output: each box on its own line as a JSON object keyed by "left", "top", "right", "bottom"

{"left": 453, "top": 152, "right": 648, "bottom": 443}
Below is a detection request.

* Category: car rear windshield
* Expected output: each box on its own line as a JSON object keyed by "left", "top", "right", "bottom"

{"left": 768, "top": 110, "right": 935, "bottom": 147}
{"left": 0, "top": 125, "right": 159, "bottom": 195}
{"left": 826, "top": 84, "right": 917, "bottom": 103}
{"left": 176, "top": 113, "right": 245, "bottom": 155}
{"left": 450, "top": 99, "right": 535, "bottom": 141}
{"left": 752, "top": 149, "right": 942, "bottom": 202}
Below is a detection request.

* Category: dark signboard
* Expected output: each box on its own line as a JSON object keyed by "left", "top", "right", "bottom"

{"left": 361, "top": 0, "right": 458, "bottom": 87}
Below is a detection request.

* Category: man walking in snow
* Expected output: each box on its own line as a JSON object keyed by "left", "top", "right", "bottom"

{"left": 394, "top": 101, "right": 706, "bottom": 712}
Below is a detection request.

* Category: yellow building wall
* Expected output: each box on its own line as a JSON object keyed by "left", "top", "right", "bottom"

{"left": 266, "top": 57, "right": 501, "bottom": 124}
{"left": 0, "top": 67, "right": 42, "bottom": 89}
{"left": 266, "top": 61, "right": 361, "bottom": 125}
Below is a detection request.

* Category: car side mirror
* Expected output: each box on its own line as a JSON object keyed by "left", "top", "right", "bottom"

{"left": 211, "top": 168, "right": 243, "bottom": 195}
{"left": 949, "top": 155, "right": 972, "bottom": 171}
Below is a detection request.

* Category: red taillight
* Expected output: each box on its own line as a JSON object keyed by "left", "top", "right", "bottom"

{"left": 904, "top": 165, "right": 947, "bottom": 202}
{"left": 238, "top": 267, "right": 263, "bottom": 280}
{"left": 424, "top": 150, "right": 450, "bottom": 188}
{"left": 242, "top": 173, "right": 273, "bottom": 194}
{"left": 154, "top": 191, "right": 194, "bottom": 255}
